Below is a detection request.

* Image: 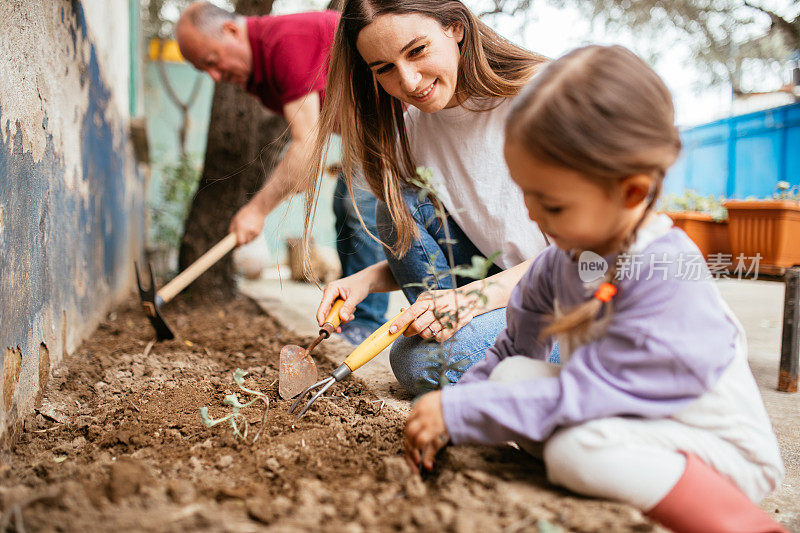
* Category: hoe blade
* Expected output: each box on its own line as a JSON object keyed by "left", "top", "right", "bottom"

{"left": 279, "top": 345, "right": 318, "bottom": 400}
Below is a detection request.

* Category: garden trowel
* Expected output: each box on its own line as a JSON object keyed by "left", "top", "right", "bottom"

{"left": 289, "top": 309, "right": 410, "bottom": 417}
{"left": 278, "top": 299, "right": 345, "bottom": 400}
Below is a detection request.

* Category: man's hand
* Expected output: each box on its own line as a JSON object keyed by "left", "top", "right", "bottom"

{"left": 229, "top": 201, "right": 267, "bottom": 245}
{"left": 228, "top": 93, "right": 322, "bottom": 247}
{"left": 404, "top": 391, "right": 449, "bottom": 474}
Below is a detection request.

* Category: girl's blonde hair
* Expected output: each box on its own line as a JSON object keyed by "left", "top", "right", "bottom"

{"left": 302, "top": 0, "right": 547, "bottom": 260}
{"left": 505, "top": 45, "right": 682, "bottom": 343}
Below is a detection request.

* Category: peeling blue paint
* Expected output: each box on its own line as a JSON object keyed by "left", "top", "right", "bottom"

{"left": 0, "top": 0, "right": 144, "bottom": 434}
{"left": 67, "top": 0, "right": 88, "bottom": 54}
{"left": 1, "top": 115, "right": 51, "bottom": 338}
{"left": 80, "top": 44, "right": 130, "bottom": 285}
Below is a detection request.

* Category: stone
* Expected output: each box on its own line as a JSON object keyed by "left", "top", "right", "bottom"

{"left": 380, "top": 456, "right": 411, "bottom": 483}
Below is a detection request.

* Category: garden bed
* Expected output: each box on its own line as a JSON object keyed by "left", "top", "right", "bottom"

{"left": 0, "top": 296, "right": 659, "bottom": 532}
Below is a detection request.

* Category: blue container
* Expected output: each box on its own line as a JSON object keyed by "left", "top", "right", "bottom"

{"left": 665, "top": 102, "right": 800, "bottom": 199}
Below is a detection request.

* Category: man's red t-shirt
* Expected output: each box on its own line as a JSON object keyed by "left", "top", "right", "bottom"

{"left": 245, "top": 10, "right": 340, "bottom": 116}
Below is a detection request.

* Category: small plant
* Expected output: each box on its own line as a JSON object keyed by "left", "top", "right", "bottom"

{"left": 148, "top": 154, "right": 201, "bottom": 252}
{"left": 406, "top": 167, "right": 498, "bottom": 394}
{"left": 200, "top": 368, "right": 270, "bottom": 445}
{"left": 773, "top": 181, "right": 800, "bottom": 200}
{"left": 660, "top": 190, "right": 727, "bottom": 221}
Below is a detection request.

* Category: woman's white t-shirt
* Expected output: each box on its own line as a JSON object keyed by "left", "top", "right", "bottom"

{"left": 404, "top": 97, "right": 547, "bottom": 269}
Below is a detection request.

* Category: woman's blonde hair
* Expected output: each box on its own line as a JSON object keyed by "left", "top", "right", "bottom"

{"left": 302, "top": 0, "right": 547, "bottom": 260}
{"left": 505, "top": 45, "right": 682, "bottom": 344}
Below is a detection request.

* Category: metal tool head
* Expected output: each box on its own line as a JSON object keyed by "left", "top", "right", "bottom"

{"left": 279, "top": 344, "right": 319, "bottom": 400}
{"left": 288, "top": 376, "right": 336, "bottom": 418}
{"left": 134, "top": 261, "right": 174, "bottom": 341}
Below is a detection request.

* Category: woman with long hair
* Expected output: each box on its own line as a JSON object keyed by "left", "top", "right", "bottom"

{"left": 304, "top": 0, "right": 553, "bottom": 393}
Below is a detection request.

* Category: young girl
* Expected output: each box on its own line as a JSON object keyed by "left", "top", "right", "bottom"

{"left": 404, "top": 45, "right": 786, "bottom": 533}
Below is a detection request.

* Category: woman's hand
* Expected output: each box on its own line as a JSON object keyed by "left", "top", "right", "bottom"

{"left": 404, "top": 390, "right": 449, "bottom": 474}
{"left": 389, "top": 287, "right": 484, "bottom": 342}
{"left": 316, "top": 271, "right": 373, "bottom": 330}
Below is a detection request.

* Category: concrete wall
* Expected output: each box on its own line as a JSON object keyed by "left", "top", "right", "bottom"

{"left": 0, "top": 0, "right": 143, "bottom": 439}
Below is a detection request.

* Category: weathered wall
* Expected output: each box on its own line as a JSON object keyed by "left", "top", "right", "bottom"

{"left": 0, "top": 0, "right": 143, "bottom": 439}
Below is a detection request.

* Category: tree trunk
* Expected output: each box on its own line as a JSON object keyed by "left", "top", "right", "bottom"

{"left": 178, "top": 0, "right": 284, "bottom": 300}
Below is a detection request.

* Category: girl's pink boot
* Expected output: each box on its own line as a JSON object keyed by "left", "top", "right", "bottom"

{"left": 645, "top": 453, "right": 787, "bottom": 533}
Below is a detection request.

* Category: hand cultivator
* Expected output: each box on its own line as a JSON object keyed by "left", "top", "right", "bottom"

{"left": 290, "top": 311, "right": 409, "bottom": 417}
{"left": 135, "top": 233, "right": 237, "bottom": 341}
{"left": 278, "top": 299, "right": 345, "bottom": 400}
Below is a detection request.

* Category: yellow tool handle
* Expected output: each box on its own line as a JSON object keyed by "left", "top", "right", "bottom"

{"left": 323, "top": 299, "right": 346, "bottom": 328}
{"left": 342, "top": 311, "right": 409, "bottom": 372}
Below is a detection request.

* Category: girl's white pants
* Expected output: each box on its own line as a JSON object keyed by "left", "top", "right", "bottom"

{"left": 488, "top": 356, "right": 774, "bottom": 510}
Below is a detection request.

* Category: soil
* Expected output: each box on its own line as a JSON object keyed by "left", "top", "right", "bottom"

{"left": 0, "top": 295, "right": 661, "bottom": 532}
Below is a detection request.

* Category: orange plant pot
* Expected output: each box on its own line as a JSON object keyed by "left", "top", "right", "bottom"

{"left": 667, "top": 212, "right": 731, "bottom": 258}
{"left": 723, "top": 200, "right": 800, "bottom": 268}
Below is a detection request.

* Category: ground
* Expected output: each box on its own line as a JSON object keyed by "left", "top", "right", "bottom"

{"left": 0, "top": 295, "right": 665, "bottom": 532}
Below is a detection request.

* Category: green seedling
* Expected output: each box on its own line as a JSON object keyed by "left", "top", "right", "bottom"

{"left": 774, "top": 180, "right": 800, "bottom": 200}
{"left": 200, "top": 368, "right": 270, "bottom": 445}
{"left": 660, "top": 189, "right": 727, "bottom": 221}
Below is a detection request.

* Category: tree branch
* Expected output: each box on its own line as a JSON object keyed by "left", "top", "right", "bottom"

{"left": 741, "top": 0, "right": 800, "bottom": 47}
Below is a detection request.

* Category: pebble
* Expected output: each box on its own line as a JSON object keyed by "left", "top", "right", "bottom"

{"left": 380, "top": 456, "right": 412, "bottom": 482}
{"left": 189, "top": 456, "right": 203, "bottom": 471}
{"left": 166, "top": 479, "right": 196, "bottom": 504}
{"left": 404, "top": 475, "right": 427, "bottom": 498}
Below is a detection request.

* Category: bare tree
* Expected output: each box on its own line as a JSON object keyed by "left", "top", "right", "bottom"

{"left": 142, "top": 0, "right": 194, "bottom": 40}
{"left": 472, "top": 0, "right": 533, "bottom": 18}
{"left": 559, "top": 0, "right": 799, "bottom": 94}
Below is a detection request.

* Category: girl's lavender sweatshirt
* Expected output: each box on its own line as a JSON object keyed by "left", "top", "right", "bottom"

{"left": 441, "top": 216, "right": 769, "bottom": 446}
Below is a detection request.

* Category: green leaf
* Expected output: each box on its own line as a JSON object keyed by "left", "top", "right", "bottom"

{"left": 450, "top": 253, "right": 500, "bottom": 280}
{"left": 415, "top": 166, "right": 434, "bottom": 183}
{"left": 223, "top": 394, "right": 245, "bottom": 410}
{"left": 465, "top": 289, "right": 489, "bottom": 306}
{"left": 199, "top": 407, "right": 212, "bottom": 427}
{"left": 449, "top": 358, "right": 471, "bottom": 372}
{"left": 199, "top": 406, "right": 231, "bottom": 428}
{"left": 233, "top": 368, "right": 248, "bottom": 387}
{"left": 415, "top": 378, "right": 437, "bottom": 394}
{"left": 537, "top": 519, "right": 564, "bottom": 533}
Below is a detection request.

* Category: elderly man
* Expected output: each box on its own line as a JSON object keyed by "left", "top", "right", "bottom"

{"left": 176, "top": 2, "right": 388, "bottom": 344}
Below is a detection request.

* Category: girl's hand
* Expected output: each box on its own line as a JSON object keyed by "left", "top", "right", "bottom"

{"left": 317, "top": 273, "right": 372, "bottom": 331}
{"left": 389, "top": 288, "right": 483, "bottom": 342}
{"left": 404, "top": 391, "right": 449, "bottom": 474}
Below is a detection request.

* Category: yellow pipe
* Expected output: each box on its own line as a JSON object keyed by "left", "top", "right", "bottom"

{"left": 148, "top": 39, "right": 185, "bottom": 63}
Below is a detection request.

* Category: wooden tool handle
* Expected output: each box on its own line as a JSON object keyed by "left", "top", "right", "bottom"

{"left": 157, "top": 233, "right": 238, "bottom": 303}
{"left": 342, "top": 311, "right": 409, "bottom": 373}
{"left": 323, "top": 299, "right": 346, "bottom": 329}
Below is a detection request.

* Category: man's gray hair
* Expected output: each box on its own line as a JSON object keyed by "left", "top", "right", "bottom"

{"left": 186, "top": 2, "right": 244, "bottom": 36}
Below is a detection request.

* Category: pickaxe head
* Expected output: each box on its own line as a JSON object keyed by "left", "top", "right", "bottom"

{"left": 134, "top": 262, "right": 175, "bottom": 341}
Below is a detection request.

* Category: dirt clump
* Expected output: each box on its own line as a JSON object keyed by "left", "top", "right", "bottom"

{"left": 0, "top": 295, "right": 660, "bottom": 532}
